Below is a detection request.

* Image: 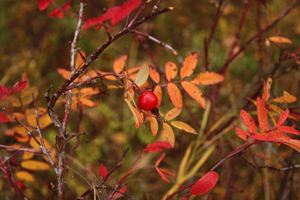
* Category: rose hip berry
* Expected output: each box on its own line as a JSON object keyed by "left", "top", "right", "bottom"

{"left": 138, "top": 91, "right": 158, "bottom": 111}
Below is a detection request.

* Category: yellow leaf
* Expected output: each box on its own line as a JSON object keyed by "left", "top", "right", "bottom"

{"left": 165, "top": 107, "right": 182, "bottom": 121}
{"left": 272, "top": 91, "right": 297, "bottom": 103}
{"left": 113, "top": 55, "right": 127, "bottom": 74}
{"left": 135, "top": 63, "right": 149, "bottom": 86}
{"left": 162, "top": 123, "right": 175, "bottom": 147}
{"left": 57, "top": 68, "right": 71, "bottom": 80}
{"left": 268, "top": 36, "right": 292, "bottom": 45}
{"left": 153, "top": 85, "right": 163, "bottom": 106}
{"left": 167, "top": 83, "right": 183, "bottom": 108}
{"left": 192, "top": 71, "right": 224, "bottom": 85}
{"left": 147, "top": 117, "right": 159, "bottom": 136}
{"left": 181, "top": 81, "right": 206, "bottom": 108}
{"left": 21, "top": 160, "right": 50, "bottom": 171}
{"left": 25, "top": 108, "right": 52, "bottom": 129}
{"left": 149, "top": 67, "right": 160, "bottom": 84}
{"left": 165, "top": 62, "right": 178, "bottom": 81}
{"left": 180, "top": 52, "right": 198, "bottom": 79}
{"left": 22, "top": 152, "right": 34, "bottom": 160}
{"left": 171, "top": 121, "right": 197, "bottom": 134}
{"left": 16, "top": 171, "right": 34, "bottom": 182}
{"left": 262, "top": 78, "right": 272, "bottom": 101}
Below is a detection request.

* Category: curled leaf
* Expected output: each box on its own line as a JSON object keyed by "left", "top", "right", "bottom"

{"left": 272, "top": 91, "right": 297, "bottom": 103}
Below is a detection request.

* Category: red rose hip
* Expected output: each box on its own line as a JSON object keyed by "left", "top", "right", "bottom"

{"left": 138, "top": 91, "right": 158, "bottom": 111}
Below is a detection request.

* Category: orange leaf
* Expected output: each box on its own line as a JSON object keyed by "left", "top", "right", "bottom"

{"left": 79, "top": 98, "right": 96, "bottom": 107}
{"left": 75, "top": 51, "right": 86, "bottom": 69}
{"left": 192, "top": 71, "right": 224, "bottom": 85}
{"left": 165, "top": 107, "right": 182, "bottom": 121}
{"left": 147, "top": 117, "right": 159, "bottom": 136}
{"left": 15, "top": 171, "right": 34, "bottom": 182}
{"left": 240, "top": 110, "right": 257, "bottom": 133}
{"left": 57, "top": 68, "right": 71, "bottom": 80}
{"left": 167, "top": 83, "right": 183, "bottom": 108}
{"left": 171, "top": 121, "right": 197, "bottom": 134}
{"left": 277, "top": 109, "right": 289, "bottom": 127}
{"left": 153, "top": 85, "right": 162, "bottom": 106}
{"left": 262, "top": 78, "right": 272, "bottom": 101}
{"left": 79, "top": 87, "right": 100, "bottom": 97}
{"left": 113, "top": 55, "right": 127, "bottom": 74}
{"left": 256, "top": 97, "right": 269, "bottom": 132}
{"left": 162, "top": 123, "right": 175, "bottom": 147}
{"left": 149, "top": 67, "right": 160, "bottom": 84}
{"left": 165, "top": 62, "right": 178, "bottom": 81}
{"left": 181, "top": 81, "right": 206, "bottom": 108}
{"left": 180, "top": 51, "right": 198, "bottom": 79}
{"left": 268, "top": 36, "right": 292, "bottom": 45}
{"left": 272, "top": 91, "right": 297, "bottom": 103}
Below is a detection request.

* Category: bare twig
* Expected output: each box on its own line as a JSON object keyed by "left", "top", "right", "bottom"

{"left": 220, "top": 0, "right": 299, "bottom": 74}
{"left": 0, "top": 145, "right": 39, "bottom": 153}
{"left": 128, "top": 29, "right": 178, "bottom": 55}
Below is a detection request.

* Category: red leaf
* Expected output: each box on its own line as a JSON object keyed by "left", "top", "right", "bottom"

{"left": 144, "top": 141, "right": 172, "bottom": 153}
{"left": 109, "top": 186, "right": 127, "bottom": 200}
{"left": 0, "top": 112, "right": 10, "bottom": 123}
{"left": 82, "top": 0, "right": 141, "bottom": 30}
{"left": 49, "top": 8, "right": 64, "bottom": 18}
{"left": 111, "top": 0, "right": 141, "bottom": 25}
{"left": 37, "top": 0, "right": 52, "bottom": 11}
{"left": 98, "top": 164, "right": 109, "bottom": 178}
{"left": 190, "top": 171, "right": 219, "bottom": 195}
{"left": 13, "top": 80, "right": 28, "bottom": 93}
{"left": 235, "top": 127, "right": 250, "bottom": 140}
{"left": 240, "top": 110, "right": 257, "bottom": 133}
{"left": 0, "top": 86, "right": 10, "bottom": 99}
{"left": 277, "top": 126, "right": 300, "bottom": 135}
{"left": 277, "top": 110, "right": 289, "bottom": 127}
{"left": 256, "top": 97, "right": 269, "bottom": 132}
{"left": 82, "top": 7, "right": 119, "bottom": 30}
{"left": 62, "top": 2, "right": 71, "bottom": 11}
{"left": 155, "top": 167, "right": 174, "bottom": 183}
